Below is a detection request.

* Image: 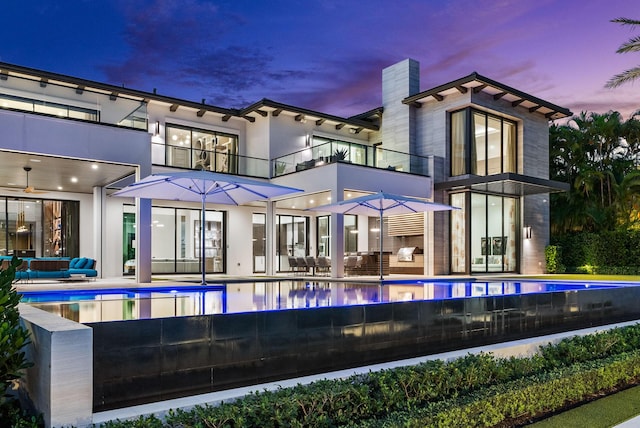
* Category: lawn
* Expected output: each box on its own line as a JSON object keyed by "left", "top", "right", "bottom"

{"left": 531, "top": 385, "right": 640, "bottom": 427}
{"left": 510, "top": 274, "right": 640, "bottom": 282}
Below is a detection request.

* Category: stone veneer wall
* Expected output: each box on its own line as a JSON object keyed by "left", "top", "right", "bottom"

{"left": 18, "top": 304, "right": 93, "bottom": 428}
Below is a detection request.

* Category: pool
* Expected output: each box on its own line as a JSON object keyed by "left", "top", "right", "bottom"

{"left": 20, "top": 280, "right": 621, "bottom": 322}
{"left": 57, "top": 278, "right": 637, "bottom": 412}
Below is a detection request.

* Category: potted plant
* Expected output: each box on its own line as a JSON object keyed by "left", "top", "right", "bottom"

{"left": 274, "top": 161, "right": 287, "bottom": 176}
{"left": 333, "top": 148, "right": 349, "bottom": 162}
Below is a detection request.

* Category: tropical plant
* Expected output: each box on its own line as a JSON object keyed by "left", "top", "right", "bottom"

{"left": 550, "top": 110, "right": 640, "bottom": 234}
{"left": 0, "top": 257, "right": 33, "bottom": 424}
{"left": 606, "top": 18, "right": 640, "bottom": 88}
{"left": 333, "top": 147, "right": 349, "bottom": 161}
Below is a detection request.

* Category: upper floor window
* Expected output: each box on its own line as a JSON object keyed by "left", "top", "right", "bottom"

{"left": 164, "top": 124, "right": 238, "bottom": 173}
{"left": 450, "top": 108, "right": 517, "bottom": 177}
{"left": 0, "top": 92, "right": 99, "bottom": 122}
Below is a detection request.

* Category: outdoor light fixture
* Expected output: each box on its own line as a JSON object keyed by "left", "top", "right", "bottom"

{"left": 151, "top": 121, "right": 160, "bottom": 136}
{"left": 305, "top": 134, "right": 311, "bottom": 147}
{"left": 524, "top": 226, "right": 532, "bottom": 240}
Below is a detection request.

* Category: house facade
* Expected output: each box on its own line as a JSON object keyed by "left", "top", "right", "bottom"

{"left": 0, "top": 59, "right": 570, "bottom": 281}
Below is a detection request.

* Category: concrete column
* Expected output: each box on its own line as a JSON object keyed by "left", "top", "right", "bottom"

{"left": 19, "top": 305, "right": 93, "bottom": 428}
{"left": 330, "top": 188, "right": 344, "bottom": 278}
{"left": 135, "top": 165, "right": 152, "bottom": 283}
{"left": 92, "top": 186, "right": 106, "bottom": 278}
{"left": 266, "top": 200, "right": 276, "bottom": 275}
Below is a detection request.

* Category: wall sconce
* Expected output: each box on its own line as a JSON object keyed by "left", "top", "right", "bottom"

{"left": 151, "top": 121, "right": 160, "bottom": 136}
{"left": 523, "top": 226, "right": 532, "bottom": 240}
{"left": 305, "top": 134, "right": 311, "bottom": 147}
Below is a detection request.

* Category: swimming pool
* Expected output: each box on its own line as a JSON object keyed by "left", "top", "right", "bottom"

{"left": 21, "top": 280, "right": 620, "bottom": 322}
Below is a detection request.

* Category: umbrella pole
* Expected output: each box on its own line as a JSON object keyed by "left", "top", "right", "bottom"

{"left": 379, "top": 210, "right": 384, "bottom": 280}
{"left": 201, "top": 195, "right": 207, "bottom": 285}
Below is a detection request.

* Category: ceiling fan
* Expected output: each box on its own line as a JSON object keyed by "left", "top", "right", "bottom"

{"left": 14, "top": 166, "right": 48, "bottom": 194}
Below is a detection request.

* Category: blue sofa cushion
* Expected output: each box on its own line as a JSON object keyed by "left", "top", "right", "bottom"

{"left": 69, "top": 257, "right": 80, "bottom": 268}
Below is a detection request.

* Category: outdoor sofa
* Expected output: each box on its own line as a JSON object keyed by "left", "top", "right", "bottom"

{"left": 0, "top": 256, "right": 97, "bottom": 280}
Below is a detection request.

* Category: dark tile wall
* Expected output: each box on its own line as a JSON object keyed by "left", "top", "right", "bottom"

{"left": 89, "top": 287, "right": 640, "bottom": 411}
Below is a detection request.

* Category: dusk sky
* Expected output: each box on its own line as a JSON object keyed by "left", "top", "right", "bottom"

{"left": 1, "top": 0, "right": 638, "bottom": 120}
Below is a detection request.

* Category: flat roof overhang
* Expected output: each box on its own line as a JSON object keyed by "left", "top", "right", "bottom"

{"left": 403, "top": 72, "right": 572, "bottom": 121}
{"left": 435, "top": 173, "right": 570, "bottom": 196}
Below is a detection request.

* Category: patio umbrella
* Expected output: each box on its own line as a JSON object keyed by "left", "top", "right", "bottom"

{"left": 308, "top": 191, "right": 459, "bottom": 279}
{"left": 113, "top": 170, "right": 302, "bottom": 284}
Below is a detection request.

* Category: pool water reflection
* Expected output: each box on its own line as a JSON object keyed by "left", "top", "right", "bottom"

{"left": 20, "top": 280, "right": 619, "bottom": 323}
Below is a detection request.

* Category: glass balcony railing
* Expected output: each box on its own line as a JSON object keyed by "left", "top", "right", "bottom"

{"left": 152, "top": 141, "right": 270, "bottom": 178}
{"left": 272, "top": 141, "right": 431, "bottom": 177}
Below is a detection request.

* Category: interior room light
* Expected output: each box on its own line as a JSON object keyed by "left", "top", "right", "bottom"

{"left": 524, "top": 226, "right": 532, "bottom": 240}
{"left": 70, "top": 177, "right": 78, "bottom": 183}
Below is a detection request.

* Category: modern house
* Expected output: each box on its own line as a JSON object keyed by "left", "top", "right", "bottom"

{"left": 0, "top": 58, "right": 571, "bottom": 281}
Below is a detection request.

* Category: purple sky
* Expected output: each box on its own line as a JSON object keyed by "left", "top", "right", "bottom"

{"left": 1, "top": 0, "right": 638, "bottom": 119}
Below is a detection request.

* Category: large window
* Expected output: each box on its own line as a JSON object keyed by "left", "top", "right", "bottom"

{"left": 122, "top": 206, "right": 225, "bottom": 275}
{"left": 450, "top": 192, "right": 518, "bottom": 274}
{"left": 164, "top": 124, "right": 238, "bottom": 173}
{"left": 277, "top": 215, "right": 309, "bottom": 271}
{"left": 451, "top": 108, "right": 517, "bottom": 177}
{"left": 253, "top": 213, "right": 266, "bottom": 273}
{"left": 0, "top": 197, "right": 79, "bottom": 258}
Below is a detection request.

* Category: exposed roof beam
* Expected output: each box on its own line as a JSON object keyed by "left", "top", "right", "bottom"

{"left": 472, "top": 84, "right": 488, "bottom": 93}
{"left": 222, "top": 114, "right": 232, "bottom": 122}
{"left": 243, "top": 116, "right": 256, "bottom": 123}
{"left": 316, "top": 118, "right": 326, "bottom": 126}
{"left": 295, "top": 114, "right": 305, "bottom": 122}
{"left": 432, "top": 93, "right": 444, "bottom": 101}
{"left": 545, "top": 112, "right": 557, "bottom": 119}
{"left": 109, "top": 92, "right": 118, "bottom": 101}
{"left": 169, "top": 104, "right": 179, "bottom": 112}
{"left": 39, "top": 78, "right": 48, "bottom": 88}
{"left": 349, "top": 127, "right": 363, "bottom": 134}
{"left": 410, "top": 101, "right": 422, "bottom": 108}
{"left": 511, "top": 99, "right": 525, "bottom": 107}
{"left": 336, "top": 123, "right": 345, "bottom": 130}
{"left": 255, "top": 110, "right": 268, "bottom": 117}
{"left": 529, "top": 105, "right": 541, "bottom": 113}
{"left": 197, "top": 109, "right": 206, "bottom": 117}
{"left": 75, "top": 85, "right": 85, "bottom": 95}
{"left": 493, "top": 91, "right": 508, "bottom": 100}
{"left": 272, "top": 108, "right": 282, "bottom": 117}
{"left": 455, "top": 85, "right": 468, "bottom": 94}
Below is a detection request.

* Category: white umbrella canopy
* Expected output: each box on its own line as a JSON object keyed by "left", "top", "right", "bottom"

{"left": 113, "top": 170, "right": 303, "bottom": 284}
{"left": 308, "top": 191, "right": 459, "bottom": 279}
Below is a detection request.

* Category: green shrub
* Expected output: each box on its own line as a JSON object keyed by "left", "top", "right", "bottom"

{"left": 553, "top": 230, "right": 640, "bottom": 273}
{"left": 545, "top": 245, "right": 565, "bottom": 273}
{"left": 0, "top": 257, "right": 34, "bottom": 425}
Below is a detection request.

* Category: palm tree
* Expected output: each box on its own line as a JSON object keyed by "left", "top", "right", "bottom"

{"left": 606, "top": 18, "right": 640, "bottom": 88}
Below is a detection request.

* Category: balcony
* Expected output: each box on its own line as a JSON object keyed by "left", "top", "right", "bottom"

{"left": 152, "top": 141, "right": 270, "bottom": 178}
{"left": 272, "top": 140, "right": 431, "bottom": 177}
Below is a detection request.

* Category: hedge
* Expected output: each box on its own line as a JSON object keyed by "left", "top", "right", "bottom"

{"left": 355, "top": 351, "right": 640, "bottom": 427}
{"left": 552, "top": 230, "right": 640, "bottom": 273}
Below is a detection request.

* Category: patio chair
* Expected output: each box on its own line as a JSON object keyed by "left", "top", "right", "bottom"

{"left": 305, "top": 256, "right": 317, "bottom": 276}
{"left": 287, "top": 256, "right": 298, "bottom": 274}
{"left": 296, "top": 257, "right": 309, "bottom": 273}
{"left": 344, "top": 255, "right": 358, "bottom": 276}
{"left": 316, "top": 256, "right": 331, "bottom": 276}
